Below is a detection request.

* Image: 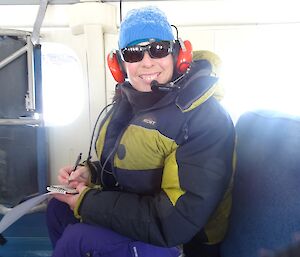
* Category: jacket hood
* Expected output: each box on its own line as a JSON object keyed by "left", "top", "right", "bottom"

{"left": 175, "top": 59, "right": 218, "bottom": 112}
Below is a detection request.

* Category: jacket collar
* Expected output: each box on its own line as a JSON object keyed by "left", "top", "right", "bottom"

{"left": 119, "top": 59, "right": 218, "bottom": 112}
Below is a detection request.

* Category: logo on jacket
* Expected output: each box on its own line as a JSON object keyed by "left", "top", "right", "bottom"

{"left": 142, "top": 118, "right": 156, "bottom": 126}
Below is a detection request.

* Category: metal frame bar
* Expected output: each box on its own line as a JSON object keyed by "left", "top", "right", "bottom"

{"left": 0, "top": 118, "right": 41, "bottom": 126}
{"left": 0, "top": 0, "right": 77, "bottom": 4}
{"left": 0, "top": 29, "right": 31, "bottom": 37}
{"left": 0, "top": 0, "right": 48, "bottom": 112}
{"left": 25, "top": 35, "right": 36, "bottom": 111}
{"left": 0, "top": 33, "right": 36, "bottom": 111}
{"left": 0, "top": 0, "right": 170, "bottom": 4}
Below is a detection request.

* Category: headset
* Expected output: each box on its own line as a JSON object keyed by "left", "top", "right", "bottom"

{"left": 107, "top": 39, "right": 193, "bottom": 84}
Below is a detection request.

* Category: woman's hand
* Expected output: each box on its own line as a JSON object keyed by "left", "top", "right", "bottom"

{"left": 58, "top": 165, "right": 91, "bottom": 187}
{"left": 52, "top": 183, "right": 88, "bottom": 210}
{"left": 54, "top": 165, "right": 91, "bottom": 210}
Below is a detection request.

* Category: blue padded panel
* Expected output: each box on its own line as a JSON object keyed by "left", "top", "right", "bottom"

{"left": 0, "top": 125, "right": 39, "bottom": 207}
{"left": 221, "top": 110, "right": 300, "bottom": 257}
{"left": 0, "top": 212, "right": 52, "bottom": 257}
{"left": 0, "top": 36, "right": 28, "bottom": 118}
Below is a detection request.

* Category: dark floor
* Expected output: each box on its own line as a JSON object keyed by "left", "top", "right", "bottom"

{"left": 0, "top": 212, "right": 52, "bottom": 257}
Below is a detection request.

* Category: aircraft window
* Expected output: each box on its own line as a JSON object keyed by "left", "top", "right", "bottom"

{"left": 41, "top": 42, "right": 84, "bottom": 126}
{"left": 217, "top": 25, "right": 300, "bottom": 123}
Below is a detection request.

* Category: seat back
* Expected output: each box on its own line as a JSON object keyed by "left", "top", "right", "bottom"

{"left": 221, "top": 110, "right": 300, "bottom": 257}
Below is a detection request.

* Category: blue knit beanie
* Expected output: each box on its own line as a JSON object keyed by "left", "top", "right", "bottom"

{"left": 119, "top": 6, "right": 174, "bottom": 49}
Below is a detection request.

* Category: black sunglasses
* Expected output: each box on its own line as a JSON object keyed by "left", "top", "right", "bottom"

{"left": 120, "top": 41, "right": 173, "bottom": 63}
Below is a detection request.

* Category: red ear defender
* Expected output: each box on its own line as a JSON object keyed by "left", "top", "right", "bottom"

{"left": 176, "top": 40, "right": 193, "bottom": 74}
{"left": 107, "top": 50, "right": 125, "bottom": 83}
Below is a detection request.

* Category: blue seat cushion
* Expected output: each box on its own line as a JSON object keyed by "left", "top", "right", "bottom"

{"left": 221, "top": 110, "right": 300, "bottom": 257}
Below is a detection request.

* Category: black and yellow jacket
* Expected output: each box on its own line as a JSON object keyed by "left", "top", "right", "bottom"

{"left": 75, "top": 60, "right": 235, "bottom": 247}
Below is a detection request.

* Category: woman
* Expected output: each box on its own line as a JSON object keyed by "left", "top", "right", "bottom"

{"left": 47, "top": 6, "right": 235, "bottom": 257}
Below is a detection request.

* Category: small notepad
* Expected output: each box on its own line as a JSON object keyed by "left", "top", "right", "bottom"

{"left": 46, "top": 185, "right": 78, "bottom": 194}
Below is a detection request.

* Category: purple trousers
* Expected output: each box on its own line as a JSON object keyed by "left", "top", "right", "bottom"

{"left": 46, "top": 198, "right": 180, "bottom": 257}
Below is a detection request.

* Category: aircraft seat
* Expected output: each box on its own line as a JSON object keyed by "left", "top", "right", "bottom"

{"left": 221, "top": 110, "right": 300, "bottom": 257}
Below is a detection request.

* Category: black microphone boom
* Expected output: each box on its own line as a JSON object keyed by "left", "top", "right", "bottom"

{"left": 151, "top": 80, "right": 182, "bottom": 92}
{"left": 150, "top": 66, "right": 191, "bottom": 92}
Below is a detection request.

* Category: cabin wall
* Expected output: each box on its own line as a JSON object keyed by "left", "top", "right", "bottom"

{"left": 40, "top": 28, "right": 91, "bottom": 185}
{"left": 1, "top": 2, "right": 300, "bottom": 184}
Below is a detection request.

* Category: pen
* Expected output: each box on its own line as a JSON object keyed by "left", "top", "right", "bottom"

{"left": 68, "top": 152, "right": 82, "bottom": 183}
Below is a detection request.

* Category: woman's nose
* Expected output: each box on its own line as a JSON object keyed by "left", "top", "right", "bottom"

{"left": 141, "top": 51, "right": 154, "bottom": 67}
